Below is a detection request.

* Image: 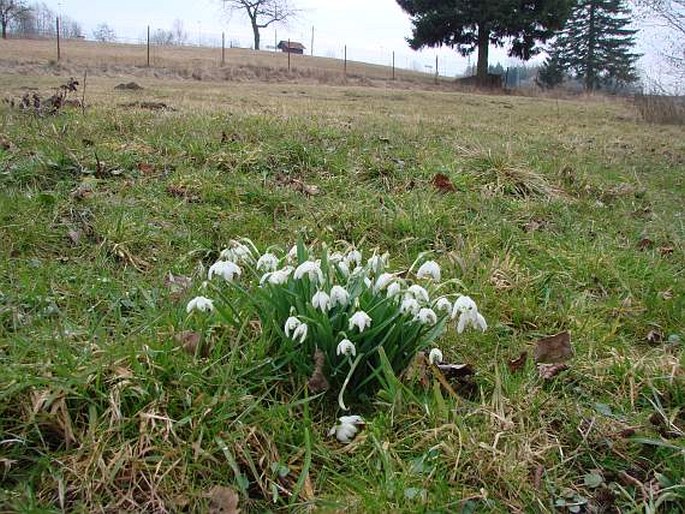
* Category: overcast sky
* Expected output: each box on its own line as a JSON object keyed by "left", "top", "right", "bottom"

{"left": 40, "top": 0, "right": 670, "bottom": 81}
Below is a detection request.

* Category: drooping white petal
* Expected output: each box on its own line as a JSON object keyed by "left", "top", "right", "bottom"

{"left": 336, "top": 339, "right": 356, "bottom": 357}
{"left": 374, "top": 273, "right": 395, "bottom": 292}
{"left": 452, "top": 295, "right": 478, "bottom": 319}
{"left": 406, "top": 284, "right": 430, "bottom": 304}
{"left": 208, "top": 260, "right": 241, "bottom": 282}
{"left": 293, "top": 261, "right": 323, "bottom": 283}
{"left": 292, "top": 322, "right": 308, "bottom": 343}
{"left": 256, "top": 252, "right": 279, "bottom": 272}
{"left": 329, "top": 415, "right": 365, "bottom": 444}
{"left": 329, "top": 285, "right": 350, "bottom": 308}
{"left": 434, "top": 297, "right": 453, "bottom": 314}
{"left": 386, "top": 281, "right": 402, "bottom": 298}
{"left": 428, "top": 348, "right": 443, "bottom": 365}
{"left": 416, "top": 260, "right": 441, "bottom": 282}
{"left": 415, "top": 308, "right": 438, "bottom": 325}
{"left": 219, "top": 241, "right": 253, "bottom": 264}
{"left": 345, "top": 249, "right": 362, "bottom": 267}
{"left": 284, "top": 316, "right": 301, "bottom": 337}
{"left": 348, "top": 311, "right": 372, "bottom": 333}
{"left": 311, "top": 290, "right": 331, "bottom": 313}
{"left": 186, "top": 296, "right": 214, "bottom": 313}
{"left": 400, "top": 297, "right": 421, "bottom": 315}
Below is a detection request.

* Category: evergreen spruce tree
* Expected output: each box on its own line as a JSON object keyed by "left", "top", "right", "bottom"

{"left": 548, "top": 0, "right": 641, "bottom": 91}
{"left": 536, "top": 56, "right": 566, "bottom": 89}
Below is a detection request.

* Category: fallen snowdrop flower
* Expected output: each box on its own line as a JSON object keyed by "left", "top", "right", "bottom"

{"left": 415, "top": 308, "right": 438, "bottom": 325}
{"left": 349, "top": 310, "right": 372, "bottom": 333}
{"left": 452, "top": 295, "right": 487, "bottom": 333}
{"left": 328, "top": 415, "right": 365, "bottom": 444}
{"left": 428, "top": 348, "right": 443, "bottom": 365}
{"left": 311, "top": 290, "right": 331, "bottom": 313}
{"left": 208, "top": 260, "right": 241, "bottom": 282}
{"left": 336, "top": 339, "right": 356, "bottom": 357}
{"left": 329, "top": 285, "right": 350, "bottom": 308}
{"left": 294, "top": 260, "right": 323, "bottom": 283}
{"left": 406, "top": 284, "right": 430, "bottom": 304}
{"left": 434, "top": 297, "right": 453, "bottom": 314}
{"left": 186, "top": 296, "right": 214, "bottom": 313}
{"left": 400, "top": 297, "right": 421, "bottom": 315}
{"left": 417, "top": 260, "right": 441, "bottom": 282}
{"left": 256, "top": 252, "right": 279, "bottom": 272}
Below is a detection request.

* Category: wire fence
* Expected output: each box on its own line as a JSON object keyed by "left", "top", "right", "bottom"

{"left": 5, "top": 20, "right": 469, "bottom": 82}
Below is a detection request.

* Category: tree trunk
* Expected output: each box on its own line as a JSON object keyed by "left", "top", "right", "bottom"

{"left": 476, "top": 23, "right": 489, "bottom": 84}
{"left": 251, "top": 19, "right": 260, "bottom": 50}
{"left": 585, "top": 2, "right": 596, "bottom": 91}
{"left": 1, "top": 19, "right": 7, "bottom": 39}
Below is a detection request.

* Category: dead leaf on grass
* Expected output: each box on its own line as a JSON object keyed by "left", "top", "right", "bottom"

{"left": 137, "top": 162, "right": 155, "bottom": 175}
{"left": 166, "top": 185, "right": 200, "bottom": 202}
{"left": 275, "top": 174, "right": 320, "bottom": 196}
{"left": 537, "top": 363, "right": 569, "bottom": 380}
{"left": 207, "top": 485, "right": 240, "bottom": 514}
{"left": 533, "top": 331, "right": 573, "bottom": 364}
{"left": 174, "top": 331, "right": 206, "bottom": 357}
{"left": 307, "top": 348, "right": 329, "bottom": 393}
{"left": 507, "top": 351, "right": 528, "bottom": 373}
{"left": 431, "top": 173, "right": 456, "bottom": 193}
{"left": 164, "top": 273, "right": 192, "bottom": 300}
{"left": 401, "top": 351, "right": 431, "bottom": 389}
{"left": 67, "top": 229, "right": 82, "bottom": 245}
{"left": 658, "top": 246, "right": 674, "bottom": 256}
{"left": 636, "top": 236, "right": 654, "bottom": 250}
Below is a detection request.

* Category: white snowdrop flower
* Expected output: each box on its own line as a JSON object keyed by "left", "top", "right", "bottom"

{"left": 400, "top": 297, "right": 421, "bottom": 315}
{"left": 416, "top": 260, "right": 441, "bottom": 282}
{"left": 220, "top": 241, "right": 253, "bottom": 264}
{"left": 415, "top": 308, "right": 438, "bottom": 325}
{"left": 294, "top": 260, "right": 323, "bottom": 283}
{"left": 329, "top": 285, "right": 350, "bottom": 308}
{"left": 406, "top": 284, "right": 430, "bottom": 304}
{"left": 374, "top": 273, "right": 395, "bottom": 292}
{"left": 350, "top": 265, "right": 366, "bottom": 278}
{"left": 364, "top": 276, "right": 373, "bottom": 289}
{"left": 286, "top": 244, "right": 299, "bottom": 263}
{"left": 284, "top": 316, "right": 301, "bottom": 338}
{"left": 452, "top": 295, "right": 487, "bottom": 333}
{"left": 292, "top": 322, "right": 308, "bottom": 343}
{"left": 311, "top": 290, "right": 331, "bottom": 313}
{"left": 367, "top": 252, "right": 389, "bottom": 274}
{"left": 337, "top": 260, "right": 350, "bottom": 277}
{"left": 208, "top": 260, "right": 241, "bottom": 282}
{"left": 261, "top": 266, "right": 293, "bottom": 285}
{"left": 434, "top": 297, "right": 453, "bottom": 314}
{"left": 328, "top": 415, "right": 364, "bottom": 444}
{"left": 329, "top": 252, "right": 344, "bottom": 264}
{"left": 345, "top": 249, "right": 362, "bottom": 267}
{"left": 186, "top": 296, "right": 214, "bottom": 313}
{"left": 336, "top": 339, "right": 356, "bottom": 357}
{"left": 349, "top": 310, "right": 372, "bottom": 333}
{"left": 256, "top": 252, "right": 279, "bottom": 272}
{"left": 428, "top": 348, "right": 443, "bottom": 365}
{"left": 386, "top": 281, "right": 402, "bottom": 298}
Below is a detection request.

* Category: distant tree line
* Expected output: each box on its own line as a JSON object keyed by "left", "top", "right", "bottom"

{"left": 2, "top": 1, "right": 82, "bottom": 39}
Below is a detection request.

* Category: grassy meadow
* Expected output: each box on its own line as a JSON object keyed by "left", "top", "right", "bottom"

{"left": 0, "top": 51, "right": 684, "bottom": 513}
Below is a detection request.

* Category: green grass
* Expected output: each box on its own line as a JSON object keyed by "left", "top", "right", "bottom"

{"left": 0, "top": 76, "right": 684, "bottom": 513}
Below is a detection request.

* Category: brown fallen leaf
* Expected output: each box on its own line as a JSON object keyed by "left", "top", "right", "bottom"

{"left": 658, "top": 246, "right": 674, "bottom": 256}
{"left": 636, "top": 237, "right": 653, "bottom": 250}
{"left": 507, "top": 351, "right": 528, "bottom": 373}
{"left": 658, "top": 290, "right": 674, "bottom": 300}
{"left": 401, "top": 351, "right": 431, "bottom": 389}
{"left": 137, "top": 162, "right": 155, "bottom": 174}
{"left": 174, "top": 330, "right": 207, "bottom": 357}
{"left": 431, "top": 173, "right": 456, "bottom": 193}
{"left": 67, "top": 229, "right": 82, "bottom": 245}
{"left": 307, "top": 348, "right": 329, "bottom": 393}
{"left": 164, "top": 273, "right": 192, "bottom": 301}
{"left": 537, "top": 363, "right": 569, "bottom": 380}
{"left": 207, "top": 485, "right": 240, "bottom": 514}
{"left": 166, "top": 184, "right": 200, "bottom": 202}
{"left": 533, "top": 331, "right": 573, "bottom": 364}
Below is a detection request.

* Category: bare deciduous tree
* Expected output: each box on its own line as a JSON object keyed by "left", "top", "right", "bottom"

{"left": 92, "top": 22, "right": 116, "bottom": 43}
{"left": 636, "top": 0, "right": 685, "bottom": 77}
{"left": 0, "top": 0, "right": 28, "bottom": 39}
{"left": 223, "top": 0, "right": 297, "bottom": 50}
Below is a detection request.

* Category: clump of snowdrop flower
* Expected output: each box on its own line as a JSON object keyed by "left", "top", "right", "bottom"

{"left": 183, "top": 239, "right": 488, "bottom": 412}
{"left": 328, "top": 415, "right": 365, "bottom": 444}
